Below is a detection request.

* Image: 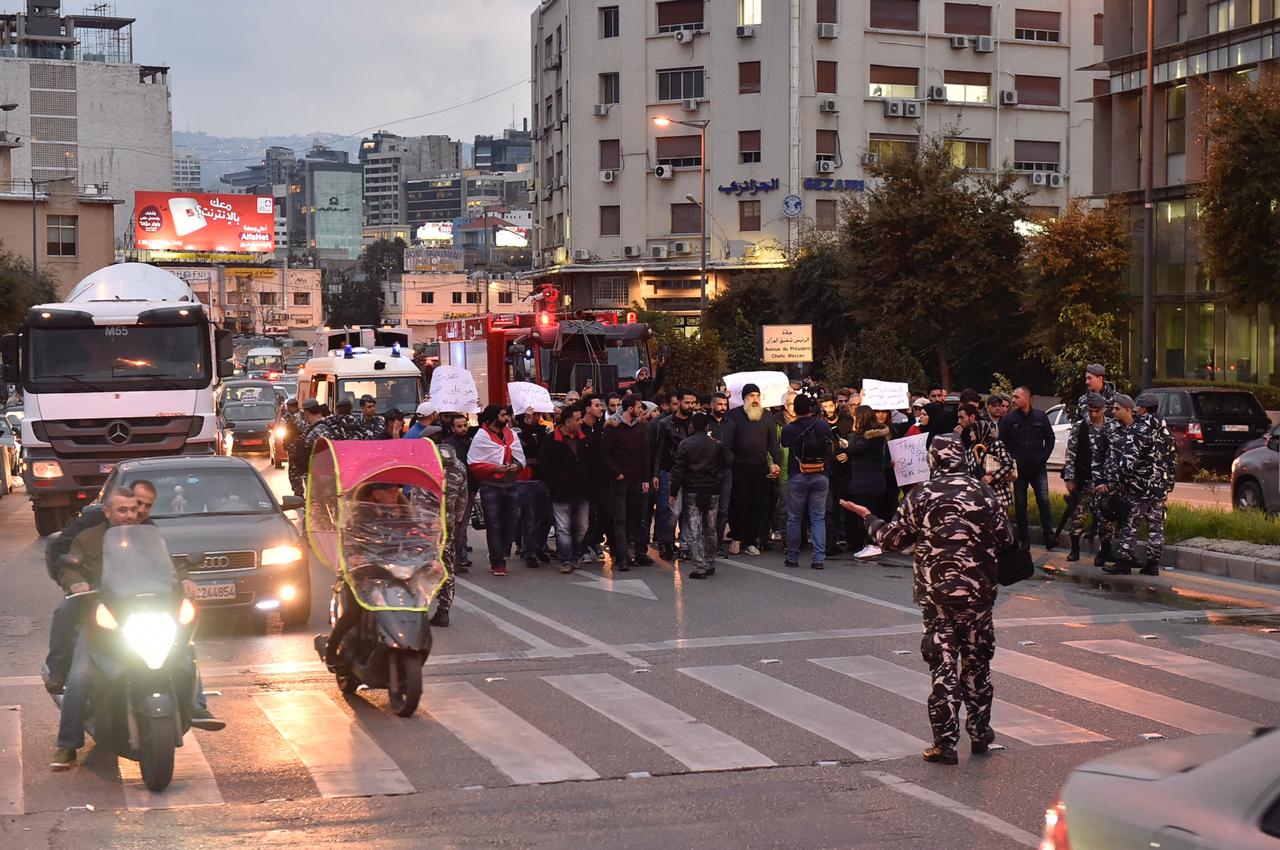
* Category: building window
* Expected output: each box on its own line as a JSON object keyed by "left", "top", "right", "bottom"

{"left": 420, "top": 292, "right": 434, "bottom": 305}
{"left": 739, "top": 130, "right": 761, "bottom": 164}
{"left": 868, "top": 134, "right": 918, "bottom": 162}
{"left": 739, "top": 61, "right": 761, "bottom": 94}
{"left": 656, "top": 0, "right": 704, "bottom": 33}
{"left": 1166, "top": 84, "right": 1187, "bottom": 155}
{"left": 600, "top": 72, "right": 620, "bottom": 104}
{"left": 739, "top": 200, "right": 761, "bottom": 231}
{"left": 817, "top": 0, "right": 839, "bottom": 24}
{"left": 944, "top": 138, "right": 990, "bottom": 169}
{"left": 601, "top": 5, "right": 620, "bottom": 38}
{"left": 293, "top": 292, "right": 311, "bottom": 306}
{"left": 656, "top": 134, "right": 702, "bottom": 168}
{"left": 816, "top": 60, "right": 838, "bottom": 94}
{"left": 944, "top": 70, "right": 991, "bottom": 103}
{"left": 869, "top": 65, "right": 918, "bottom": 99}
{"left": 1207, "top": 0, "right": 1232, "bottom": 33}
{"left": 498, "top": 291, "right": 514, "bottom": 304}
{"left": 1015, "top": 74, "right": 1060, "bottom": 107}
{"left": 670, "top": 202, "right": 701, "bottom": 234}
{"left": 452, "top": 291, "right": 463, "bottom": 304}
{"left": 1012, "top": 139, "right": 1061, "bottom": 171}
{"left": 544, "top": 95, "right": 553, "bottom": 126}
{"left": 45, "top": 214, "right": 76, "bottom": 257}
{"left": 592, "top": 277, "right": 630, "bottom": 305}
{"left": 600, "top": 139, "right": 621, "bottom": 170}
{"left": 1014, "top": 9, "right": 1060, "bottom": 41}
{"left": 1094, "top": 12, "right": 1105, "bottom": 45}
{"left": 740, "top": 0, "right": 762, "bottom": 26}
{"left": 600, "top": 205, "right": 621, "bottom": 236}
{"left": 944, "top": 3, "right": 991, "bottom": 35}
{"left": 657, "top": 67, "right": 705, "bottom": 101}
{"left": 815, "top": 199, "right": 838, "bottom": 231}
{"left": 259, "top": 291, "right": 277, "bottom": 306}
{"left": 870, "top": 0, "right": 919, "bottom": 30}
{"left": 816, "top": 129, "right": 839, "bottom": 163}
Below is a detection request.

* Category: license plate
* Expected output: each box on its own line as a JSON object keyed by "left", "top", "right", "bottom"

{"left": 241, "top": 439, "right": 263, "bottom": 446}
{"left": 1223, "top": 424, "right": 1250, "bottom": 432}
{"left": 194, "top": 581, "right": 237, "bottom": 601}
{"left": 99, "top": 463, "right": 115, "bottom": 474}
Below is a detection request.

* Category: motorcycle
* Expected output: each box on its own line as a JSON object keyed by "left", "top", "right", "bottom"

{"left": 54, "top": 524, "right": 200, "bottom": 791}
{"left": 306, "top": 437, "right": 448, "bottom": 717}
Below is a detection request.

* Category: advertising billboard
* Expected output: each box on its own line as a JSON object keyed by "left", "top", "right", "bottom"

{"left": 134, "top": 192, "right": 275, "bottom": 253}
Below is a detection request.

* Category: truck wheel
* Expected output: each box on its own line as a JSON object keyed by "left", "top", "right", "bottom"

{"left": 33, "top": 506, "right": 65, "bottom": 537}
{"left": 139, "top": 715, "right": 176, "bottom": 792}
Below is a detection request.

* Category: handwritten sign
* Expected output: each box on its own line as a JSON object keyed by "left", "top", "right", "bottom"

{"left": 861, "top": 379, "right": 911, "bottom": 411}
{"left": 888, "top": 433, "right": 930, "bottom": 486}
{"left": 429, "top": 365, "right": 481, "bottom": 414}
{"left": 507, "top": 381, "right": 554, "bottom": 414}
{"left": 724, "top": 371, "right": 791, "bottom": 409}
{"left": 761, "top": 325, "right": 813, "bottom": 363}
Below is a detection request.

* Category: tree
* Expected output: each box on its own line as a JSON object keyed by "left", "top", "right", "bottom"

{"left": 0, "top": 247, "right": 57, "bottom": 335}
{"left": 1043, "top": 305, "right": 1128, "bottom": 404}
{"left": 360, "top": 238, "right": 407, "bottom": 282}
{"left": 633, "top": 302, "right": 724, "bottom": 396}
{"left": 820, "top": 327, "right": 928, "bottom": 392}
{"left": 1199, "top": 76, "right": 1280, "bottom": 307}
{"left": 324, "top": 268, "right": 381, "bottom": 328}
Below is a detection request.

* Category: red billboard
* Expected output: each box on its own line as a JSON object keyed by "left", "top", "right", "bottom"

{"left": 134, "top": 192, "right": 275, "bottom": 253}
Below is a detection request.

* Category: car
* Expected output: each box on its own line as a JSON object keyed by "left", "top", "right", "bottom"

{"left": 1140, "top": 386, "right": 1271, "bottom": 478}
{"left": 100, "top": 456, "right": 310, "bottom": 626}
{"left": 1231, "top": 433, "right": 1280, "bottom": 513}
{"left": 215, "top": 379, "right": 277, "bottom": 414}
{"left": 268, "top": 405, "right": 293, "bottom": 469}
{"left": 0, "top": 417, "right": 16, "bottom": 496}
{"left": 221, "top": 400, "right": 277, "bottom": 456}
{"left": 1045, "top": 403, "right": 1074, "bottom": 470}
{"left": 1237, "top": 422, "right": 1280, "bottom": 459}
{"left": 284, "top": 355, "right": 309, "bottom": 374}
{"left": 1041, "top": 728, "right": 1280, "bottom": 849}
{"left": 272, "top": 380, "right": 298, "bottom": 404}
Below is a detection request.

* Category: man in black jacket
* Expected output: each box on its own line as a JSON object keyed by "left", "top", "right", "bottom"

{"left": 541, "top": 404, "right": 593, "bottom": 574}
{"left": 999, "top": 386, "right": 1058, "bottom": 550}
{"left": 708, "top": 392, "right": 734, "bottom": 555}
{"left": 601, "top": 394, "right": 653, "bottom": 570}
{"left": 923, "top": 384, "right": 957, "bottom": 446}
{"left": 652, "top": 388, "right": 697, "bottom": 560}
{"left": 514, "top": 408, "right": 552, "bottom": 569}
{"left": 670, "top": 412, "right": 727, "bottom": 579}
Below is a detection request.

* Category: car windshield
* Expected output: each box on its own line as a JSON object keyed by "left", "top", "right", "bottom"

{"left": 225, "top": 403, "right": 276, "bottom": 422}
{"left": 122, "top": 467, "right": 276, "bottom": 517}
{"left": 246, "top": 354, "right": 283, "bottom": 372}
{"left": 1193, "top": 392, "right": 1266, "bottom": 418}
{"left": 26, "top": 324, "right": 209, "bottom": 393}
{"left": 337, "top": 376, "right": 420, "bottom": 412}
{"left": 223, "top": 384, "right": 271, "bottom": 403}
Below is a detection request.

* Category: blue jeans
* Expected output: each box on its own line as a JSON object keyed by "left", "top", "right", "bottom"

{"left": 479, "top": 485, "right": 520, "bottom": 568}
{"left": 552, "top": 500, "right": 590, "bottom": 565}
{"left": 45, "top": 594, "right": 88, "bottom": 683}
{"left": 786, "top": 473, "right": 829, "bottom": 565}
{"left": 517, "top": 480, "right": 552, "bottom": 558}
{"left": 57, "top": 631, "right": 92, "bottom": 750}
{"left": 655, "top": 470, "right": 673, "bottom": 547}
{"left": 1013, "top": 465, "right": 1054, "bottom": 548}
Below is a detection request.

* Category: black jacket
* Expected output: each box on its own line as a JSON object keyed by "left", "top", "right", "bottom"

{"left": 998, "top": 406, "right": 1057, "bottom": 473}
{"left": 709, "top": 414, "right": 735, "bottom": 464}
{"left": 849, "top": 428, "right": 891, "bottom": 496}
{"left": 725, "top": 406, "right": 781, "bottom": 468}
{"left": 670, "top": 431, "right": 728, "bottom": 496}
{"left": 602, "top": 416, "right": 651, "bottom": 482}
{"left": 515, "top": 420, "right": 550, "bottom": 480}
{"left": 539, "top": 428, "right": 593, "bottom": 502}
{"left": 653, "top": 412, "right": 695, "bottom": 475}
{"left": 924, "top": 402, "right": 957, "bottom": 445}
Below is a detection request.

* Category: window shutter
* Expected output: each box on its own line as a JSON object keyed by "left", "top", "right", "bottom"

{"left": 1014, "top": 9, "right": 1059, "bottom": 29}
{"left": 1015, "top": 74, "right": 1060, "bottom": 106}
{"left": 870, "top": 0, "right": 919, "bottom": 30}
{"left": 944, "top": 3, "right": 992, "bottom": 35}
{"left": 657, "top": 0, "right": 702, "bottom": 28}
{"left": 816, "top": 61, "right": 838, "bottom": 93}
{"left": 739, "top": 61, "right": 761, "bottom": 94}
{"left": 600, "top": 139, "right": 621, "bottom": 170}
{"left": 656, "top": 135, "right": 701, "bottom": 158}
{"left": 944, "top": 70, "right": 990, "bottom": 86}
{"left": 1013, "top": 140, "right": 1060, "bottom": 162}
{"left": 816, "top": 129, "right": 839, "bottom": 155}
{"left": 870, "top": 65, "right": 918, "bottom": 85}
{"left": 738, "top": 130, "right": 761, "bottom": 153}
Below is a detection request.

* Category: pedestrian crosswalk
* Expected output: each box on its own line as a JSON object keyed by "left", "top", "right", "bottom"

{"left": 7, "top": 633, "right": 1280, "bottom": 814}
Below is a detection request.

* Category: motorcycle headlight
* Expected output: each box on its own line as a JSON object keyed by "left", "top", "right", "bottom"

{"left": 262, "top": 545, "right": 303, "bottom": 566}
{"left": 95, "top": 603, "right": 118, "bottom": 630}
{"left": 386, "top": 562, "right": 416, "bottom": 581}
{"left": 122, "top": 612, "right": 177, "bottom": 671}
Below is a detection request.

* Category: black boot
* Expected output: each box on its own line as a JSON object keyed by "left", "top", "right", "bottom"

{"left": 1102, "top": 558, "right": 1132, "bottom": 575}
{"left": 1044, "top": 531, "right": 1059, "bottom": 550}
{"left": 429, "top": 608, "right": 450, "bottom": 627}
{"left": 1066, "top": 535, "right": 1081, "bottom": 562}
{"left": 1140, "top": 557, "right": 1160, "bottom": 577}
{"left": 1094, "top": 539, "right": 1113, "bottom": 567}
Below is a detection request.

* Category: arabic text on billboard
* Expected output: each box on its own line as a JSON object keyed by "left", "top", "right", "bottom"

{"left": 135, "top": 192, "right": 275, "bottom": 253}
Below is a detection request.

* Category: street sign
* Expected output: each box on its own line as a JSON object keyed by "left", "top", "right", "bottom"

{"left": 782, "top": 194, "right": 804, "bottom": 218}
{"left": 761, "top": 324, "right": 813, "bottom": 363}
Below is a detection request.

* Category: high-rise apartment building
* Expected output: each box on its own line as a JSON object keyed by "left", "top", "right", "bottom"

{"left": 172, "top": 147, "right": 202, "bottom": 192}
{"left": 473, "top": 125, "right": 533, "bottom": 172}
{"left": 359, "top": 131, "right": 463, "bottom": 228}
{"left": 531, "top": 0, "right": 1103, "bottom": 321}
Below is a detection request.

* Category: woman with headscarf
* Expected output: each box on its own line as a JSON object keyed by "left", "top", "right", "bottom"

{"left": 848, "top": 405, "right": 891, "bottom": 559}
{"left": 956, "top": 403, "right": 1015, "bottom": 510}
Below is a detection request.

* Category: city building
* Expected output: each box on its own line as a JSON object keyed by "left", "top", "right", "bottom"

{"left": 1095, "top": 0, "right": 1280, "bottom": 385}
{"left": 172, "top": 147, "right": 202, "bottom": 192}
{"left": 0, "top": 1, "right": 173, "bottom": 247}
{"left": 359, "top": 131, "right": 464, "bottom": 228}
{"left": 406, "top": 171, "right": 463, "bottom": 229}
{"left": 288, "top": 145, "right": 363, "bottom": 260}
{"left": 163, "top": 264, "right": 323, "bottom": 334}
{"left": 382, "top": 271, "right": 533, "bottom": 332}
{"left": 530, "top": 0, "right": 1103, "bottom": 324}
{"left": 473, "top": 125, "right": 533, "bottom": 172}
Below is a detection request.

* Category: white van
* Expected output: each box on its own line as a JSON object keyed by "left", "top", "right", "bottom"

{"left": 296, "top": 346, "right": 423, "bottom": 414}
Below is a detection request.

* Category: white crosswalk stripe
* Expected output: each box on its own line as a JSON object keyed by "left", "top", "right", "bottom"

{"left": 811, "top": 656, "right": 1108, "bottom": 746}
{"left": 1068, "top": 639, "right": 1280, "bottom": 703}
{"left": 0, "top": 705, "right": 21, "bottom": 816}
{"left": 1194, "top": 633, "right": 1280, "bottom": 660}
{"left": 117, "top": 730, "right": 224, "bottom": 810}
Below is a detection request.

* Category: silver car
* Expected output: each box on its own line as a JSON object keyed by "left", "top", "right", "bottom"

{"left": 1046, "top": 403, "right": 1074, "bottom": 470}
{"left": 1231, "top": 434, "right": 1280, "bottom": 514}
{"left": 1042, "top": 728, "right": 1280, "bottom": 849}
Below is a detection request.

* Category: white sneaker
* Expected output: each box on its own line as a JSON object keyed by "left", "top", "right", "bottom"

{"left": 745, "top": 545, "right": 761, "bottom": 556}
{"left": 853, "top": 545, "right": 882, "bottom": 560}
{"left": 728, "top": 541, "right": 741, "bottom": 555}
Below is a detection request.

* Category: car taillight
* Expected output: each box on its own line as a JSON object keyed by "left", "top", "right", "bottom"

{"left": 1040, "top": 800, "right": 1070, "bottom": 850}
{"left": 1187, "top": 422, "right": 1203, "bottom": 440}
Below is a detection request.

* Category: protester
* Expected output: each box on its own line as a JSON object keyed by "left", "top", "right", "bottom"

{"left": 957, "top": 403, "right": 1015, "bottom": 511}
{"left": 606, "top": 393, "right": 622, "bottom": 417}
{"left": 874, "top": 408, "right": 903, "bottom": 514}
{"left": 467, "top": 404, "right": 526, "bottom": 576}
{"left": 985, "top": 393, "right": 1011, "bottom": 426}
{"left": 1062, "top": 393, "right": 1113, "bottom": 563}
{"left": 578, "top": 393, "right": 611, "bottom": 563}
{"left": 781, "top": 395, "right": 833, "bottom": 570}
{"left": 513, "top": 408, "right": 552, "bottom": 569}
{"left": 848, "top": 405, "right": 891, "bottom": 559}
{"left": 602, "top": 394, "right": 653, "bottom": 570}
{"left": 670, "top": 411, "right": 728, "bottom": 579}
{"left": 708, "top": 392, "right": 735, "bottom": 555}
{"left": 381, "top": 409, "right": 405, "bottom": 439}
{"left": 726, "top": 384, "right": 781, "bottom": 556}
{"left": 431, "top": 440, "right": 468, "bottom": 625}
{"left": 405, "top": 400, "right": 438, "bottom": 439}
{"left": 822, "top": 396, "right": 853, "bottom": 552}
{"left": 632, "top": 358, "right": 665, "bottom": 401}
{"left": 999, "top": 386, "right": 1057, "bottom": 550}
{"left": 541, "top": 404, "right": 593, "bottom": 574}
{"left": 923, "top": 384, "right": 957, "bottom": 445}
{"left": 653, "top": 388, "right": 697, "bottom": 560}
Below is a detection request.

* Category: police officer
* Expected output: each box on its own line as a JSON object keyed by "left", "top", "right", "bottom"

{"left": 323, "top": 398, "right": 367, "bottom": 441}
{"left": 1062, "top": 392, "right": 1112, "bottom": 562}
{"left": 1077, "top": 363, "right": 1117, "bottom": 422}
{"left": 291, "top": 398, "right": 329, "bottom": 497}
{"left": 1103, "top": 393, "right": 1174, "bottom": 576}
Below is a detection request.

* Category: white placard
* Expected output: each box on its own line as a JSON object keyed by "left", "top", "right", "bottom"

{"left": 861, "top": 379, "right": 911, "bottom": 411}
{"left": 724, "top": 371, "right": 791, "bottom": 409}
{"left": 507, "top": 381, "right": 554, "bottom": 414}
{"left": 888, "top": 433, "right": 930, "bottom": 487}
{"left": 429, "top": 365, "right": 481, "bottom": 414}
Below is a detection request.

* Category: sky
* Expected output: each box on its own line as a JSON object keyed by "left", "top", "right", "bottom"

{"left": 121, "top": 0, "right": 532, "bottom": 140}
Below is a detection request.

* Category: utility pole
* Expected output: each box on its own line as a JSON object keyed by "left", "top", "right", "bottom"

{"left": 1140, "top": 0, "right": 1156, "bottom": 389}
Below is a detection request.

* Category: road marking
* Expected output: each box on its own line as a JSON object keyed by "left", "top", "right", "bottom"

{"left": 542, "top": 673, "right": 775, "bottom": 772}
{"left": 991, "top": 651, "right": 1255, "bottom": 734}
{"left": 717, "top": 558, "right": 920, "bottom": 615}
{"left": 863, "top": 771, "right": 1039, "bottom": 848}
{"left": 0, "top": 706, "right": 21, "bottom": 815}
{"left": 117, "top": 731, "right": 223, "bottom": 810}
{"left": 1067, "top": 639, "right": 1280, "bottom": 702}
{"left": 992, "top": 606, "right": 1280, "bottom": 627}
{"left": 422, "top": 681, "right": 598, "bottom": 785}
{"left": 811, "top": 656, "right": 1107, "bottom": 746}
{"left": 253, "top": 691, "right": 414, "bottom": 798}
{"left": 570, "top": 572, "right": 660, "bottom": 601}
{"left": 451, "top": 599, "right": 568, "bottom": 651}
{"left": 679, "top": 664, "right": 927, "bottom": 760}
{"left": 1195, "top": 633, "right": 1280, "bottom": 660}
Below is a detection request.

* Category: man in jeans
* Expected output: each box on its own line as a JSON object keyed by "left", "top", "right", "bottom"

{"left": 601, "top": 393, "right": 652, "bottom": 571}
{"left": 540, "top": 404, "right": 592, "bottom": 574}
{"left": 998, "top": 385, "right": 1057, "bottom": 550}
{"left": 781, "top": 394, "right": 833, "bottom": 570}
{"left": 652, "top": 388, "right": 697, "bottom": 560}
{"left": 707, "top": 392, "right": 735, "bottom": 556}
{"left": 467, "top": 404, "right": 526, "bottom": 576}
{"left": 669, "top": 412, "right": 727, "bottom": 579}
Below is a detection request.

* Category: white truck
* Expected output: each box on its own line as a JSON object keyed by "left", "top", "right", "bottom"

{"left": 1, "top": 263, "right": 233, "bottom": 535}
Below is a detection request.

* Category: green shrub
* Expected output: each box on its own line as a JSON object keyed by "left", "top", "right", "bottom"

{"left": 1022, "top": 492, "right": 1280, "bottom": 545}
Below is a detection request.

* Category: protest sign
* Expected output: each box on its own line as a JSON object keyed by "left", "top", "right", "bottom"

{"left": 861, "top": 379, "right": 911, "bottom": 411}
{"left": 724, "top": 371, "right": 791, "bottom": 409}
{"left": 888, "top": 433, "right": 930, "bottom": 486}
{"left": 507, "top": 381, "right": 554, "bottom": 414}
{"left": 429, "top": 365, "right": 481, "bottom": 414}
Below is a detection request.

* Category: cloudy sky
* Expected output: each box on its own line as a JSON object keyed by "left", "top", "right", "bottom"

{"left": 123, "top": 0, "right": 532, "bottom": 139}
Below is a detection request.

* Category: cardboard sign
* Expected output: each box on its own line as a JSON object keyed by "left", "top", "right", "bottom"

{"left": 861, "top": 379, "right": 911, "bottom": 411}
{"left": 761, "top": 325, "right": 814, "bottom": 363}
{"left": 724, "top": 371, "right": 791, "bottom": 409}
{"left": 429, "top": 365, "right": 481, "bottom": 414}
{"left": 507, "top": 381, "right": 554, "bottom": 414}
{"left": 888, "top": 433, "right": 930, "bottom": 486}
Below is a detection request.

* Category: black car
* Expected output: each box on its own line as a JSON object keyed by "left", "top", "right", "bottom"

{"left": 1140, "top": 387, "right": 1271, "bottom": 477}
{"left": 221, "top": 401, "right": 277, "bottom": 456}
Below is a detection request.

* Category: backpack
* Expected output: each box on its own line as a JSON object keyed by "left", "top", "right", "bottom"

{"left": 794, "top": 419, "right": 829, "bottom": 475}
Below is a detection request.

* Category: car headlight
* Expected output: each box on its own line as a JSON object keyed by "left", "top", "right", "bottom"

{"left": 122, "top": 612, "right": 177, "bottom": 670}
{"left": 1231, "top": 456, "right": 1241, "bottom": 477}
{"left": 274, "top": 426, "right": 286, "bottom": 439}
{"left": 262, "top": 545, "right": 303, "bottom": 566}
{"left": 32, "top": 460, "right": 63, "bottom": 479}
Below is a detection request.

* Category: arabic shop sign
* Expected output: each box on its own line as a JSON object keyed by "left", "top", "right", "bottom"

{"left": 718, "top": 178, "right": 780, "bottom": 196}
{"left": 803, "top": 177, "right": 865, "bottom": 192}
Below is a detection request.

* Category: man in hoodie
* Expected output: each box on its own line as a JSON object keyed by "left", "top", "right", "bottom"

{"left": 726, "top": 384, "right": 781, "bottom": 556}
{"left": 467, "top": 404, "right": 526, "bottom": 576}
{"left": 669, "top": 412, "right": 727, "bottom": 579}
{"left": 602, "top": 394, "right": 653, "bottom": 570}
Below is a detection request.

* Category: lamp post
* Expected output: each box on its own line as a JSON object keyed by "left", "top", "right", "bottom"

{"left": 653, "top": 116, "right": 710, "bottom": 326}
{"left": 1140, "top": 0, "right": 1156, "bottom": 389}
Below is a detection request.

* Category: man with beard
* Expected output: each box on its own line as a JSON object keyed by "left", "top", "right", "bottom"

{"left": 922, "top": 384, "right": 957, "bottom": 446}
{"left": 467, "top": 404, "right": 526, "bottom": 576}
{"left": 726, "top": 384, "right": 781, "bottom": 556}
{"left": 578, "top": 393, "right": 610, "bottom": 563}
{"left": 708, "top": 392, "right": 734, "bottom": 555}
{"left": 602, "top": 394, "right": 653, "bottom": 570}
{"left": 652, "top": 388, "right": 697, "bottom": 560}
{"left": 821, "top": 395, "right": 853, "bottom": 551}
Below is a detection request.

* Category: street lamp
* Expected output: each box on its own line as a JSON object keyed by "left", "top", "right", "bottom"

{"left": 653, "top": 115, "right": 709, "bottom": 325}
{"left": 1140, "top": 0, "right": 1156, "bottom": 389}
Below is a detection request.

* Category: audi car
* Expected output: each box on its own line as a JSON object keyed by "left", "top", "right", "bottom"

{"left": 221, "top": 400, "right": 277, "bottom": 456}
{"left": 100, "top": 456, "right": 311, "bottom": 627}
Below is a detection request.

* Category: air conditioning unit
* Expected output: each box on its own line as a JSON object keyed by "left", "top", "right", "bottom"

{"left": 674, "top": 28, "right": 699, "bottom": 44}
{"left": 654, "top": 164, "right": 675, "bottom": 179}
{"left": 950, "top": 35, "right": 970, "bottom": 49}
{"left": 557, "top": 175, "right": 568, "bottom": 188}
{"left": 1000, "top": 89, "right": 1018, "bottom": 106}
{"left": 883, "top": 98, "right": 904, "bottom": 117}
{"left": 593, "top": 104, "right": 612, "bottom": 117}
{"left": 1031, "top": 171, "right": 1047, "bottom": 186}
{"left": 902, "top": 100, "right": 923, "bottom": 118}
{"left": 736, "top": 25, "right": 755, "bottom": 38}
{"left": 649, "top": 244, "right": 669, "bottom": 259}
{"left": 671, "top": 241, "right": 693, "bottom": 254}
{"left": 816, "top": 159, "right": 836, "bottom": 173}
{"left": 861, "top": 152, "right": 879, "bottom": 166}
{"left": 542, "top": 186, "right": 554, "bottom": 200}
{"left": 572, "top": 249, "right": 591, "bottom": 262}
{"left": 600, "top": 169, "right": 617, "bottom": 183}
{"left": 819, "top": 98, "right": 839, "bottom": 113}
{"left": 1048, "top": 173, "right": 1064, "bottom": 188}
{"left": 682, "top": 98, "right": 701, "bottom": 112}
{"left": 558, "top": 112, "right": 569, "bottom": 125}
{"left": 926, "top": 85, "right": 947, "bottom": 101}
{"left": 817, "top": 22, "right": 839, "bottom": 38}
{"left": 623, "top": 244, "right": 644, "bottom": 258}
{"left": 974, "top": 35, "right": 995, "bottom": 52}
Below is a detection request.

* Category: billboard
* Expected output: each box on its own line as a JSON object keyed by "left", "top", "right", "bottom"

{"left": 134, "top": 192, "right": 275, "bottom": 253}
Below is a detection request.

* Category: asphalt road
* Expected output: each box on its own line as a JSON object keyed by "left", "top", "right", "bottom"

{"left": 2, "top": 458, "right": 1280, "bottom": 849}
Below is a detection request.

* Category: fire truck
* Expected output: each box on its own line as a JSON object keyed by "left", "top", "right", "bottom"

{"left": 435, "top": 287, "right": 652, "bottom": 407}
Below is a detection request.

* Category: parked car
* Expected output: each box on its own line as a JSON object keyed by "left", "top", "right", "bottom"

{"left": 1237, "top": 423, "right": 1280, "bottom": 459}
{"left": 215, "top": 379, "right": 276, "bottom": 414}
{"left": 1041, "top": 728, "right": 1280, "bottom": 849}
{"left": 100, "top": 456, "right": 310, "bottom": 626}
{"left": 1231, "top": 433, "right": 1280, "bottom": 513}
{"left": 268, "top": 405, "right": 291, "bottom": 469}
{"left": 284, "top": 355, "right": 309, "bottom": 374}
{"left": 221, "top": 400, "right": 277, "bottom": 456}
{"left": 1045, "top": 403, "right": 1074, "bottom": 470}
{"left": 1140, "top": 387, "right": 1271, "bottom": 478}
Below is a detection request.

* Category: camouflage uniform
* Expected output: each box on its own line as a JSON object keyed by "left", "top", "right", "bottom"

{"left": 1062, "top": 418, "right": 1115, "bottom": 540}
{"left": 321, "top": 413, "right": 369, "bottom": 441}
{"left": 357, "top": 414, "right": 387, "bottom": 440}
{"left": 1114, "top": 413, "right": 1177, "bottom": 567}
{"left": 290, "top": 418, "right": 331, "bottom": 498}
{"left": 866, "top": 436, "right": 1013, "bottom": 753}
{"left": 1075, "top": 381, "right": 1117, "bottom": 422}
{"left": 435, "top": 440, "right": 468, "bottom": 616}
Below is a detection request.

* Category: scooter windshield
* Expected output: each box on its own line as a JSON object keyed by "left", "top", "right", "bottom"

{"left": 101, "top": 524, "right": 177, "bottom": 597}
{"left": 342, "top": 484, "right": 446, "bottom": 611}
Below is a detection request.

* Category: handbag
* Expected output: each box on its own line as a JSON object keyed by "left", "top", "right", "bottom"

{"left": 1099, "top": 491, "right": 1128, "bottom": 522}
{"left": 996, "top": 543, "right": 1034, "bottom": 586}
